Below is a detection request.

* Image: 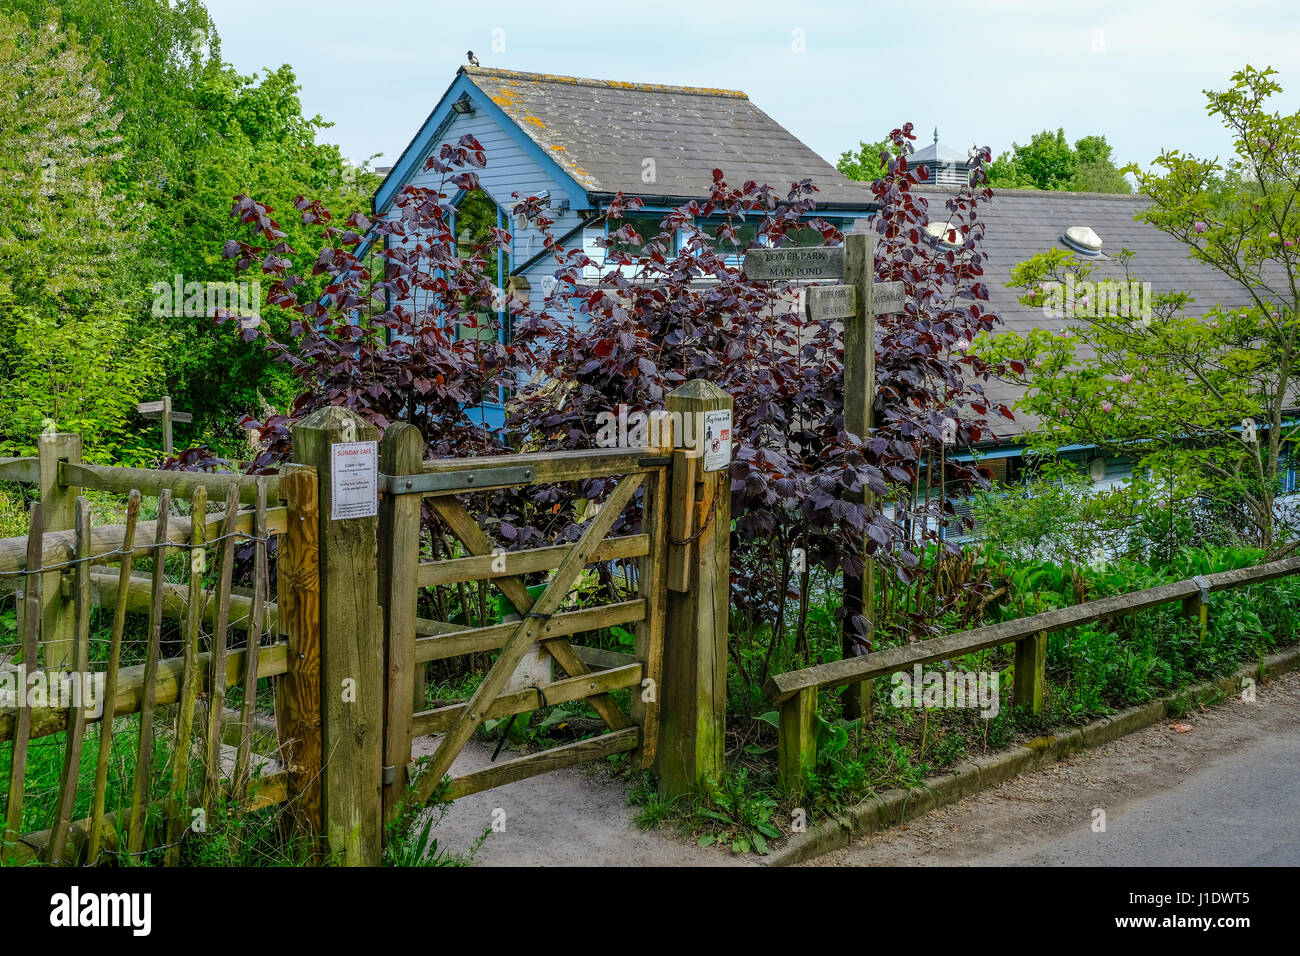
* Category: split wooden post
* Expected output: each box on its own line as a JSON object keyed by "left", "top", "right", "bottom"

{"left": 657, "top": 380, "right": 731, "bottom": 795}
{"left": 1013, "top": 630, "right": 1048, "bottom": 715}
{"left": 841, "top": 232, "right": 876, "bottom": 720}
{"left": 291, "top": 407, "right": 384, "bottom": 866}
{"left": 777, "top": 686, "right": 818, "bottom": 795}
{"left": 275, "top": 465, "right": 323, "bottom": 851}
{"left": 378, "top": 422, "right": 423, "bottom": 823}
{"left": 37, "top": 432, "right": 81, "bottom": 672}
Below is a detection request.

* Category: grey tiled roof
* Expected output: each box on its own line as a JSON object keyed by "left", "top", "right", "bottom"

{"left": 463, "top": 67, "right": 876, "bottom": 207}
{"left": 913, "top": 186, "right": 1285, "bottom": 440}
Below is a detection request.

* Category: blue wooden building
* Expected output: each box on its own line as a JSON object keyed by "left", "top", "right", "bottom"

{"left": 372, "top": 66, "right": 878, "bottom": 428}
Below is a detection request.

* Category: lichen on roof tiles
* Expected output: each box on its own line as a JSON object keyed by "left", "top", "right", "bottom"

{"left": 460, "top": 66, "right": 873, "bottom": 203}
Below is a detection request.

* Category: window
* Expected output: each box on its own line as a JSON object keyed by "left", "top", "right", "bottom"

{"left": 787, "top": 220, "right": 844, "bottom": 247}
{"left": 607, "top": 215, "right": 677, "bottom": 256}
{"left": 701, "top": 219, "right": 761, "bottom": 253}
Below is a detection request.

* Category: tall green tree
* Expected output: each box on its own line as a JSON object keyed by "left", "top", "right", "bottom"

{"left": 1, "top": 0, "right": 379, "bottom": 453}
{"left": 988, "top": 128, "right": 1131, "bottom": 193}
{"left": 0, "top": 10, "right": 164, "bottom": 458}
{"left": 836, "top": 138, "right": 897, "bottom": 182}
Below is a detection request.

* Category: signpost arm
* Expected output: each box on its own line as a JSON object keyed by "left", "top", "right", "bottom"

{"left": 841, "top": 233, "right": 876, "bottom": 721}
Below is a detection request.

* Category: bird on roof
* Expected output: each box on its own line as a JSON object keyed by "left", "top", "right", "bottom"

{"left": 467, "top": 50, "right": 480, "bottom": 67}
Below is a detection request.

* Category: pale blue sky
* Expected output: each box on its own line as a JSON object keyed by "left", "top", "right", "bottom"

{"left": 204, "top": 0, "right": 1300, "bottom": 176}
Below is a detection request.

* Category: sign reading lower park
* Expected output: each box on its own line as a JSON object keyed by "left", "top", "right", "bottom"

{"left": 331, "top": 440, "right": 379, "bottom": 520}
{"left": 742, "top": 246, "right": 845, "bottom": 280}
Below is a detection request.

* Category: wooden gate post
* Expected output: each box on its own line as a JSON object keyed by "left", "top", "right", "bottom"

{"left": 841, "top": 232, "right": 876, "bottom": 720}
{"left": 291, "top": 407, "right": 384, "bottom": 865}
{"left": 378, "top": 422, "right": 423, "bottom": 822}
{"left": 657, "top": 380, "right": 731, "bottom": 795}
{"left": 37, "top": 432, "right": 81, "bottom": 671}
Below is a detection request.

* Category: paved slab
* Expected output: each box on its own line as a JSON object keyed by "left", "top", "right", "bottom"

{"left": 414, "top": 737, "right": 754, "bottom": 867}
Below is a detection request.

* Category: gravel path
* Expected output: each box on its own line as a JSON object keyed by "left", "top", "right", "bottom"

{"left": 415, "top": 737, "right": 755, "bottom": 866}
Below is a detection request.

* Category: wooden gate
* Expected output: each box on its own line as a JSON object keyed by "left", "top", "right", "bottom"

{"left": 282, "top": 380, "right": 732, "bottom": 863}
{"left": 375, "top": 429, "right": 673, "bottom": 819}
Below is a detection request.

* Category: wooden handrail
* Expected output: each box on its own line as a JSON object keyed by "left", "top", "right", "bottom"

{"left": 0, "top": 457, "right": 39, "bottom": 484}
{"left": 60, "top": 461, "right": 280, "bottom": 506}
{"left": 765, "top": 555, "right": 1300, "bottom": 703}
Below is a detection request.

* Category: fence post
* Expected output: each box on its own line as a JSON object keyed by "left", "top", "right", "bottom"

{"left": 1013, "top": 630, "right": 1047, "bottom": 715}
{"left": 291, "top": 408, "right": 384, "bottom": 865}
{"left": 275, "top": 464, "right": 323, "bottom": 854}
{"left": 657, "top": 380, "right": 731, "bottom": 795}
{"left": 1182, "top": 590, "right": 1209, "bottom": 642}
{"left": 841, "top": 232, "right": 876, "bottom": 720}
{"left": 778, "top": 686, "right": 818, "bottom": 794}
{"left": 38, "top": 433, "right": 81, "bottom": 671}
{"left": 378, "top": 422, "right": 423, "bottom": 823}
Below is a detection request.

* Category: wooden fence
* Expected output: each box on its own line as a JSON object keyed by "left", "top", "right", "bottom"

{"left": 764, "top": 554, "right": 1300, "bottom": 791}
{"left": 0, "top": 437, "right": 288, "bottom": 865}
{"left": 0, "top": 378, "right": 735, "bottom": 866}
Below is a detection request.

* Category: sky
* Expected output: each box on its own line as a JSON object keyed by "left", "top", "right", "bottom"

{"left": 204, "top": 0, "right": 1300, "bottom": 175}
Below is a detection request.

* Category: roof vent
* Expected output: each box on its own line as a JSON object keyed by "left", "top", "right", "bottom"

{"left": 925, "top": 220, "right": 963, "bottom": 249}
{"left": 1062, "top": 225, "right": 1103, "bottom": 256}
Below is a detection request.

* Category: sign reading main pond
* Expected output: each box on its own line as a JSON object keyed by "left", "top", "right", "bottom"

{"left": 742, "top": 246, "right": 846, "bottom": 280}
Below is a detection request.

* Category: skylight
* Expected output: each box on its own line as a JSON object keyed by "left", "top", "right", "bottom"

{"left": 1062, "top": 225, "right": 1103, "bottom": 256}
{"left": 925, "top": 220, "right": 963, "bottom": 249}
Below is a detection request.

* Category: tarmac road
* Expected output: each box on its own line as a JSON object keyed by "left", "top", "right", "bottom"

{"left": 812, "top": 669, "right": 1300, "bottom": 867}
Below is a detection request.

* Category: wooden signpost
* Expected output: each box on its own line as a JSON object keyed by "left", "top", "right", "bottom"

{"left": 744, "top": 233, "right": 905, "bottom": 719}
{"left": 137, "top": 396, "right": 192, "bottom": 456}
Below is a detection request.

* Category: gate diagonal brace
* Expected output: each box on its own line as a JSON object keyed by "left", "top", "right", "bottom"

{"left": 428, "top": 496, "right": 633, "bottom": 733}
{"left": 413, "top": 475, "right": 643, "bottom": 804}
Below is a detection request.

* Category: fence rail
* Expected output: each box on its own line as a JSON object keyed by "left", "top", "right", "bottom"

{"left": 765, "top": 554, "right": 1300, "bottom": 790}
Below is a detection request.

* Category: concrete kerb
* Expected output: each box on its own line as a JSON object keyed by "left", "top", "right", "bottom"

{"left": 763, "top": 644, "right": 1300, "bottom": 866}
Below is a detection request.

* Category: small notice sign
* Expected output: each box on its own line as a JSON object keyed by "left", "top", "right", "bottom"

{"left": 331, "top": 440, "right": 379, "bottom": 520}
{"left": 874, "top": 280, "right": 906, "bottom": 314}
{"left": 701, "top": 409, "right": 732, "bottom": 473}
{"left": 805, "top": 284, "right": 857, "bottom": 321}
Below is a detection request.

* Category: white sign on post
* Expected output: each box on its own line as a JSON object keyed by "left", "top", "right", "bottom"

{"left": 701, "top": 409, "right": 732, "bottom": 473}
{"left": 331, "top": 440, "right": 379, "bottom": 520}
